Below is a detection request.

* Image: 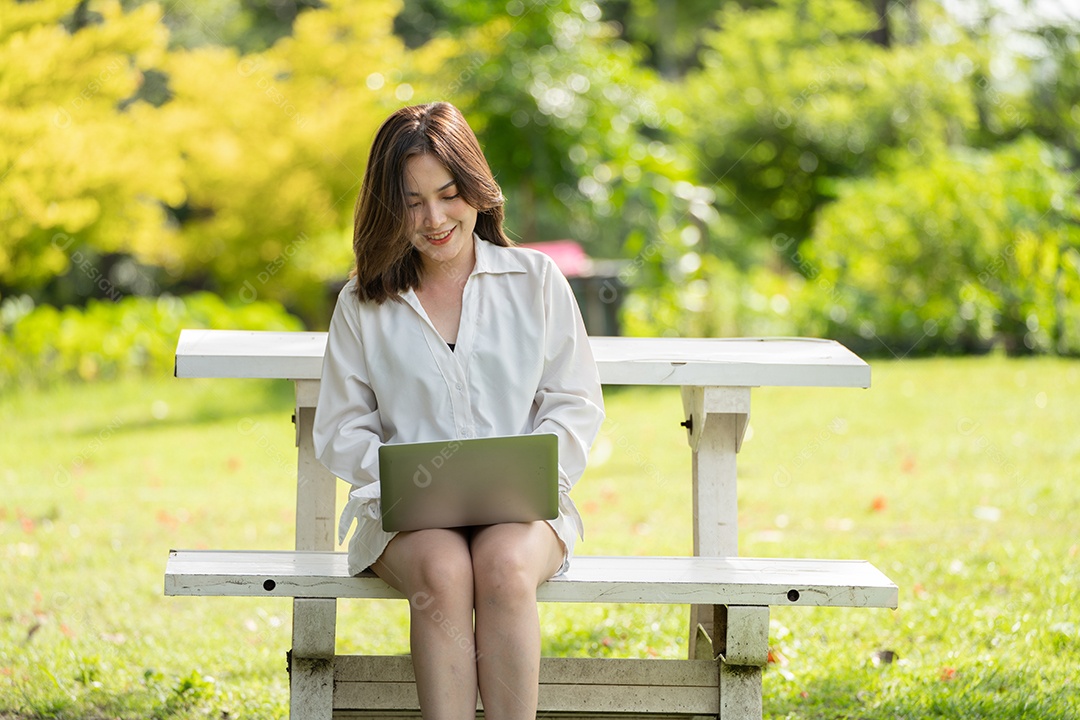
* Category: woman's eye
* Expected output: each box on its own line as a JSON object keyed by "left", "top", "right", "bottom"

{"left": 443, "top": 194, "right": 459, "bottom": 201}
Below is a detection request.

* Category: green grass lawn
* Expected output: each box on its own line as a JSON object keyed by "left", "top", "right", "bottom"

{"left": 1, "top": 355, "right": 1078, "bottom": 718}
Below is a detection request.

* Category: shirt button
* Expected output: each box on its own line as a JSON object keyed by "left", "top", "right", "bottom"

{"left": 455, "top": 382, "right": 464, "bottom": 391}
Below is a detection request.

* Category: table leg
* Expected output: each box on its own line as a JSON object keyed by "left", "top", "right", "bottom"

{"left": 290, "top": 598, "right": 337, "bottom": 718}
{"left": 680, "top": 386, "right": 749, "bottom": 658}
{"left": 294, "top": 392, "right": 336, "bottom": 551}
{"left": 716, "top": 606, "right": 769, "bottom": 720}
{"left": 291, "top": 384, "right": 338, "bottom": 718}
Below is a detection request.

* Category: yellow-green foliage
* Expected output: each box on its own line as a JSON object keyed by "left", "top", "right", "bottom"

{"left": 0, "top": 293, "right": 302, "bottom": 389}
{"left": 0, "top": 0, "right": 184, "bottom": 288}
{"left": 1, "top": 0, "right": 448, "bottom": 320}
{"left": 3, "top": 0, "right": 1079, "bottom": 355}
{"left": 154, "top": 0, "right": 424, "bottom": 319}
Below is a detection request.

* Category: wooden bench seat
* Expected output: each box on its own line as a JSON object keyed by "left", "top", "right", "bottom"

{"left": 165, "top": 550, "right": 898, "bottom": 608}
{"left": 166, "top": 549, "right": 896, "bottom": 718}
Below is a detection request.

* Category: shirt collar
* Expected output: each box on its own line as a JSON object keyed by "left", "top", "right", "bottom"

{"left": 471, "top": 233, "right": 528, "bottom": 276}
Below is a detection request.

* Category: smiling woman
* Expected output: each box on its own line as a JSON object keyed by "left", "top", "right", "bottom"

{"left": 349, "top": 102, "right": 510, "bottom": 305}
{"left": 314, "top": 101, "right": 605, "bottom": 720}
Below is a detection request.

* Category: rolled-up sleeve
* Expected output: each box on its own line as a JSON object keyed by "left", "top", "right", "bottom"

{"left": 531, "top": 261, "right": 606, "bottom": 494}
{"left": 313, "top": 292, "right": 384, "bottom": 489}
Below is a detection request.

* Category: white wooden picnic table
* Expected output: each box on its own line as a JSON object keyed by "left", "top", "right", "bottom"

{"left": 170, "top": 329, "right": 891, "bottom": 719}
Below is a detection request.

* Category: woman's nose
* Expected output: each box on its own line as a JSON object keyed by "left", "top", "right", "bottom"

{"left": 422, "top": 202, "right": 444, "bottom": 228}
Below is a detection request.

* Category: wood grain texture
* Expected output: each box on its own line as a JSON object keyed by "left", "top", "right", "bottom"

{"left": 331, "top": 656, "right": 721, "bottom": 714}
{"left": 165, "top": 551, "right": 898, "bottom": 608}
{"left": 175, "top": 330, "right": 871, "bottom": 388}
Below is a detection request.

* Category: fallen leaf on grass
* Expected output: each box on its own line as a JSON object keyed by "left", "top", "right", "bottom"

{"left": 767, "top": 648, "right": 789, "bottom": 666}
{"left": 156, "top": 510, "right": 179, "bottom": 531}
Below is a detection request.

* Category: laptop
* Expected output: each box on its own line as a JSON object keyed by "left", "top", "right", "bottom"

{"left": 378, "top": 433, "right": 559, "bottom": 532}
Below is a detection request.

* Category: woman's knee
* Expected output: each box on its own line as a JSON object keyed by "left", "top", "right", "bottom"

{"left": 377, "top": 529, "right": 473, "bottom": 604}
{"left": 471, "top": 525, "right": 557, "bottom": 605}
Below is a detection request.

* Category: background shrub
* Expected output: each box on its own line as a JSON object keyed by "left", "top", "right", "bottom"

{"left": 0, "top": 293, "right": 303, "bottom": 391}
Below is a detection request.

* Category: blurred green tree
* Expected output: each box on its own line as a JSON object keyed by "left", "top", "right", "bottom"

{"left": 124, "top": 0, "right": 325, "bottom": 52}
{"left": 442, "top": 2, "right": 686, "bottom": 254}
{"left": 153, "top": 0, "right": 433, "bottom": 322}
{"left": 678, "top": 0, "right": 983, "bottom": 261}
{"left": 0, "top": 0, "right": 184, "bottom": 296}
{"left": 803, "top": 135, "right": 1080, "bottom": 355}
{"left": 3, "top": 0, "right": 1078, "bottom": 355}
{"left": 1026, "top": 23, "right": 1080, "bottom": 160}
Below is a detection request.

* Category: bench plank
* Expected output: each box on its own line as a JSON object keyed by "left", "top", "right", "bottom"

{"left": 333, "top": 655, "right": 719, "bottom": 686}
{"left": 166, "top": 550, "right": 898, "bottom": 609}
{"left": 332, "top": 714, "right": 714, "bottom": 720}
{"left": 331, "top": 656, "right": 720, "bottom": 715}
{"left": 174, "top": 329, "right": 871, "bottom": 388}
{"left": 334, "top": 682, "right": 719, "bottom": 715}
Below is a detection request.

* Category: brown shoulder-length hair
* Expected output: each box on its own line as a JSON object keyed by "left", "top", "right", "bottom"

{"left": 351, "top": 102, "right": 511, "bottom": 303}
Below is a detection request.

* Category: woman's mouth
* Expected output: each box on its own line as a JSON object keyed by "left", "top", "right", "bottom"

{"left": 424, "top": 228, "right": 454, "bottom": 245}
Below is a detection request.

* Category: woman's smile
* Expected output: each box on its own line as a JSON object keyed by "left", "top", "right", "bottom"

{"left": 424, "top": 227, "right": 455, "bottom": 245}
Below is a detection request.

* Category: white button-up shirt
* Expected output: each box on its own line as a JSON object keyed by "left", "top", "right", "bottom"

{"left": 313, "top": 236, "right": 605, "bottom": 574}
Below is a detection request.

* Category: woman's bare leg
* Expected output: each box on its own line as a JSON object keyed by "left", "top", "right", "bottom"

{"left": 469, "top": 521, "right": 564, "bottom": 720}
{"left": 371, "top": 528, "right": 478, "bottom": 720}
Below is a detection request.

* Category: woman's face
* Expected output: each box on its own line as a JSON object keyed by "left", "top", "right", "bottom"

{"left": 403, "top": 153, "right": 478, "bottom": 277}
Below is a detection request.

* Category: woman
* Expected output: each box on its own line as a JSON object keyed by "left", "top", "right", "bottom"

{"left": 313, "top": 102, "right": 605, "bottom": 720}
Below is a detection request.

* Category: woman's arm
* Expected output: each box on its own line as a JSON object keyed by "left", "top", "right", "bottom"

{"left": 531, "top": 260, "right": 606, "bottom": 495}
{"left": 313, "top": 292, "right": 384, "bottom": 489}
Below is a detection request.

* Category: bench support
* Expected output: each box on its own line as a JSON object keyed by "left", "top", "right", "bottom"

{"left": 291, "top": 393, "right": 339, "bottom": 718}
{"left": 291, "top": 654, "right": 334, "bottom": 718}
{"left": 682, "top": 386, "right": 750, "bottom": 659}
{"left": 294, "top": 391, "right": 336, "bottom": 550}
{"left": 331, "top": 655, "right": 722, "bottom": 717}
{"left": 715, "top": 606, "right": 769, "bottom": 720}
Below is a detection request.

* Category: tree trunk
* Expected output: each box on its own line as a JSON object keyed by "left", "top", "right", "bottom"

{"left": 868, "top": 0, "right": 891, "bottom": 48}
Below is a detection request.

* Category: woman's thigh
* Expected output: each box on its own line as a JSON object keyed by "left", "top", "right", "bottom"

{"left": 469, "top": 521, "right": 565, "bottom": 589}
{"left": 370, "top": 527, "right": 472, "bottom": 597}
